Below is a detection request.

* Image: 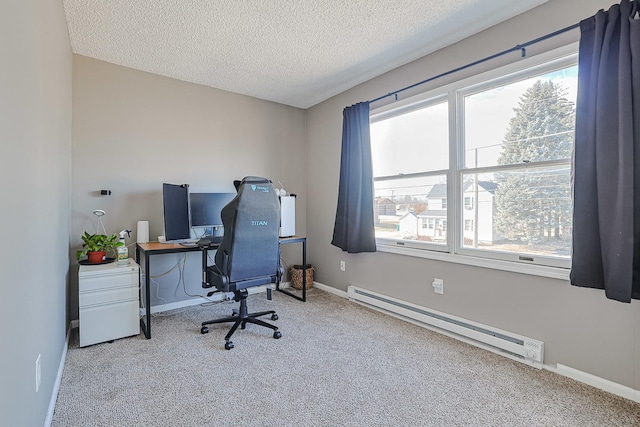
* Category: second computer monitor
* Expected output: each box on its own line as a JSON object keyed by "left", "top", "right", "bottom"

{"left": 190, "top": 192, "right": 236, "bottom": 230}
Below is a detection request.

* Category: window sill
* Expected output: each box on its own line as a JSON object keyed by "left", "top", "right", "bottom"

{"left": 376, "top": 243, "right": 570, "bottom": 281}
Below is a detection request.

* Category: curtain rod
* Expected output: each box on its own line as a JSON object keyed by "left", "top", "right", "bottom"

{"left": 369, "top": 21, "right": 581, "bottom": 104}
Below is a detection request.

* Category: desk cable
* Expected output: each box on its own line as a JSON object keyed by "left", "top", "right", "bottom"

{"left": 179, "top": 251, "right": 232, "bottom": 307}
{"left": 139, "top": 253, "right": 185, "bottom": 317}
{"left": 140, "top": 251, "right": 228, "bottom": 318}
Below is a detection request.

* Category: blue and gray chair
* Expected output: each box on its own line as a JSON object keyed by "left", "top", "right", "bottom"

{"left": 200, "top": 176, "right": 283, "bottom": 350}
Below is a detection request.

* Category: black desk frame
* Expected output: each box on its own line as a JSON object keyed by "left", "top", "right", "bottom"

{"left": 276, "top": 236, "right": 308, "bottom": 302}
{"left": 135, "top": 236, "right": 306, "bottom": 339}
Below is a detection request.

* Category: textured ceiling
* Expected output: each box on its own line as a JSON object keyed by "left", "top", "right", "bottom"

{"left": 63, "top": 0, "right": 547, "bottom": 109}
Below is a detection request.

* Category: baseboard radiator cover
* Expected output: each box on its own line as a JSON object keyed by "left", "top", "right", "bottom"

{"left": 347, "top": 286, "right": 544, "bottom": 368}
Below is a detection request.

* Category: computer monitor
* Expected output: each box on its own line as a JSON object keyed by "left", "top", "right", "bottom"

{"left": 190, "top": 193, "right": 236, "bottom": 231}
{"left": 162, "top": 183, "right": 191, "bottom": 242}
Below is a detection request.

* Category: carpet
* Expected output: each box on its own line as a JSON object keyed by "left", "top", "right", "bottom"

{"left": 52, "top": 288, "right": 640, "bottom": 426}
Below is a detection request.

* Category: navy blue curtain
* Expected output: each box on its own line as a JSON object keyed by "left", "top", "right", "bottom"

{"left": 331, "top": 102, "right": 377, "bottom": 253}
{"left": 571, "top": 0, "right": 640, "bottom": 302}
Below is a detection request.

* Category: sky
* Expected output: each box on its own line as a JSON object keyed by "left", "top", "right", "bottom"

{"left": 370, "top": 64, "right": 579, "bottom": 191}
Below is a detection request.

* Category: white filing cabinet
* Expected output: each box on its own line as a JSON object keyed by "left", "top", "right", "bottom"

{"left": 78, "top": 258, "right": 140, "bottom": 347}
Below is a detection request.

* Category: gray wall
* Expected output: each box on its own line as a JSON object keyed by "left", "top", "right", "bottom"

{"left": 306, "top": 0, "right": 640, "bottom": 390}
{"left": 2, "top": 3, "right": 637, "bottom": 426}
{"left": 0, "top": 1, "right": 72, "bottom": 426}
{"left": 71, "top": 56, "right": 307, "bottom": 318}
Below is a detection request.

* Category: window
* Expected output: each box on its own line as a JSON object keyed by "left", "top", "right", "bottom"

{"left": 370, "top": 47, "right": 577, "bottom": 271}
{"left": 371, "top": 99, "right": 448, "bottom": 247}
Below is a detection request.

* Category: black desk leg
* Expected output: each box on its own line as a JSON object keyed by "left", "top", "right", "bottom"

{"left": 136, "top": 248, "right": 151, "bottom": 339}
{"left": 277, "top": 238, "right": 307, "bottom": 302}
{"left": 302, "top": 238, "right": 307, "bottom": 302}
{"left": 144, "top": 253, "right": 151, "bottom": 338}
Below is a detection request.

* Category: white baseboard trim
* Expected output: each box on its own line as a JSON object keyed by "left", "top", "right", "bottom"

{"left": 279, "top": 281, "right": 292, "bottom": 289}
{"left": 149, "top": 297, "right": 204, "bottom": 314}
{"left": 45, "top": 323, "right": 72, "bottom": 427}
{"left": 317, "top": 283, "right": 640, "bottom": 404}
{"left": 71, "top": 283, "right": 304, "bottom": 323}
{"left": 312, "top": 281, "right": 348, "bottom": 298}
{"left": 549, "top": 363, "right": 640, "bottom": 403}
{"left": 147, "top": 284, "right": 275, "bottom": 314}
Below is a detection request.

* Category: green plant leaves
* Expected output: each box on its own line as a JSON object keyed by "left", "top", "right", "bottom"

{"left": 76, "top": 232, "right": 123, "bottom": 260}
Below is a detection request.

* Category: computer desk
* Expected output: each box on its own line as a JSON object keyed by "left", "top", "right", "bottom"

{"left": 135, "top": 236, "right": 307, "bottom": 339}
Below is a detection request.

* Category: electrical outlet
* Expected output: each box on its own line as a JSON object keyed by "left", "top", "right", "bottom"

{"left": 432, "top": 278, "right": 444, "bottom": 295}
{"left": 35, "top": 354, "right": 41, "bottom": 392}
{"left": 340, "top": 260, "right": 346, "bottom": 271}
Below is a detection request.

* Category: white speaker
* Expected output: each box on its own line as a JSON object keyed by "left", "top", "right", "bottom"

{"left": 280, "top": 195, "right": 296, "bottom": 237}
{"left": 137, "top": 220, "right": 149, "bottom": 243}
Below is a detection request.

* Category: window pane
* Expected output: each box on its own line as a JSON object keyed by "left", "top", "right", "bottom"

{"left": 461, "top": 166, "right": 571, "bottom": 258}
{"left": 464, "top": 66, "right": 577, "bottom": 168}
{"left": 371, "top": 101, "right": 448, "bottom": 176}
{"left": 374, "top": 175, "right": 447, "bottom": 244}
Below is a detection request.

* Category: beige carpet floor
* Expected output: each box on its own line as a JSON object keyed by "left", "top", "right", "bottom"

{"left": 52, "top": 288, "right": 640, "bottom": 426}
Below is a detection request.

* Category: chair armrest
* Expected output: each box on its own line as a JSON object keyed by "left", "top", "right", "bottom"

{"left": 205, "top": 265, "right": 229, "bottom": 291}
{"left": 221, "top": 251, "right": 230, "bottom": 275}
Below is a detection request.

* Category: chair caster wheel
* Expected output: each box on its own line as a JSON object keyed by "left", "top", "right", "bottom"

{"left": 201, "top": 326, "right": 209, "bottom": 334}
{"left": 273, "top": 331, "right": 282, "bottom": 339}
{"left": 225, "top": 341, "right": 234, "bottom": 350}
{"left": 232, "top": 309, "right": 239, "bottom": 316}
{"left": 271, "top": 314, "right": 278, "bottom": 321}
{"left": 241, "top": 321, "right": 247, "bottom": 330}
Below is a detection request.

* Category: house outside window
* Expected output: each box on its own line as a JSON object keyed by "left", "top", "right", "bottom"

{"left": 464, "top": 196, "right": 473, "bottom": 210}
{"left": 371, "top": 98, "right": 448, "bottom": 246}
{"left": 370, "top": 46, "right": 577, "bottom": 271}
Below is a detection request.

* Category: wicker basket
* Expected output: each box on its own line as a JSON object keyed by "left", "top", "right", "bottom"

{"left": 290, "top": 264, "right": 314, "bottom": 290}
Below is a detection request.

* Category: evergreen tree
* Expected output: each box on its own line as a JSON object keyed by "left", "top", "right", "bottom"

{"left": 494, "top": 80, "right": 574, "bottom": 244}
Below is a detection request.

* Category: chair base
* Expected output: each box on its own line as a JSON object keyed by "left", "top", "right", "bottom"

{"left": 200, "top": 290, "right": 281, "bottom": 349}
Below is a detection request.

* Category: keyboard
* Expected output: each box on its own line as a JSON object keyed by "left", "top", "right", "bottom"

{"left": 195, "top": 236, "right": 223, "bottom": 246}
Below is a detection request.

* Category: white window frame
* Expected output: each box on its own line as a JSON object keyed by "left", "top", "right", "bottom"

{"left": 372, "top": 94, "right": 450, "bottom": 253}
{"left": 371, "top": 44, "right": 578, "bottom": 279}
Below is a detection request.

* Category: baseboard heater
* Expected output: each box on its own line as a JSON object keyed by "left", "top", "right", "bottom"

{"left": 347, "top": 286, "right": 544, "bottom": 368}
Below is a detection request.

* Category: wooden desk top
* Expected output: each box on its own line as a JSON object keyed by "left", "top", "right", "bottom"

{"left": 137, "top": 241, "right": 185, "bottom": 250}
{"left": 136, "top": 241, "right": 202, "bottom": 254}
{"left": 278, "top": 235, "right": 306, "bottom": 243}
{"left": 137, "top": 236, "right": 305, "bottom": 255}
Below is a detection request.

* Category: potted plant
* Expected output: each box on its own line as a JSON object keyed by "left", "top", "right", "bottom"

{"left": 76, "top": 232, "right": 123, "bottom": 263}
